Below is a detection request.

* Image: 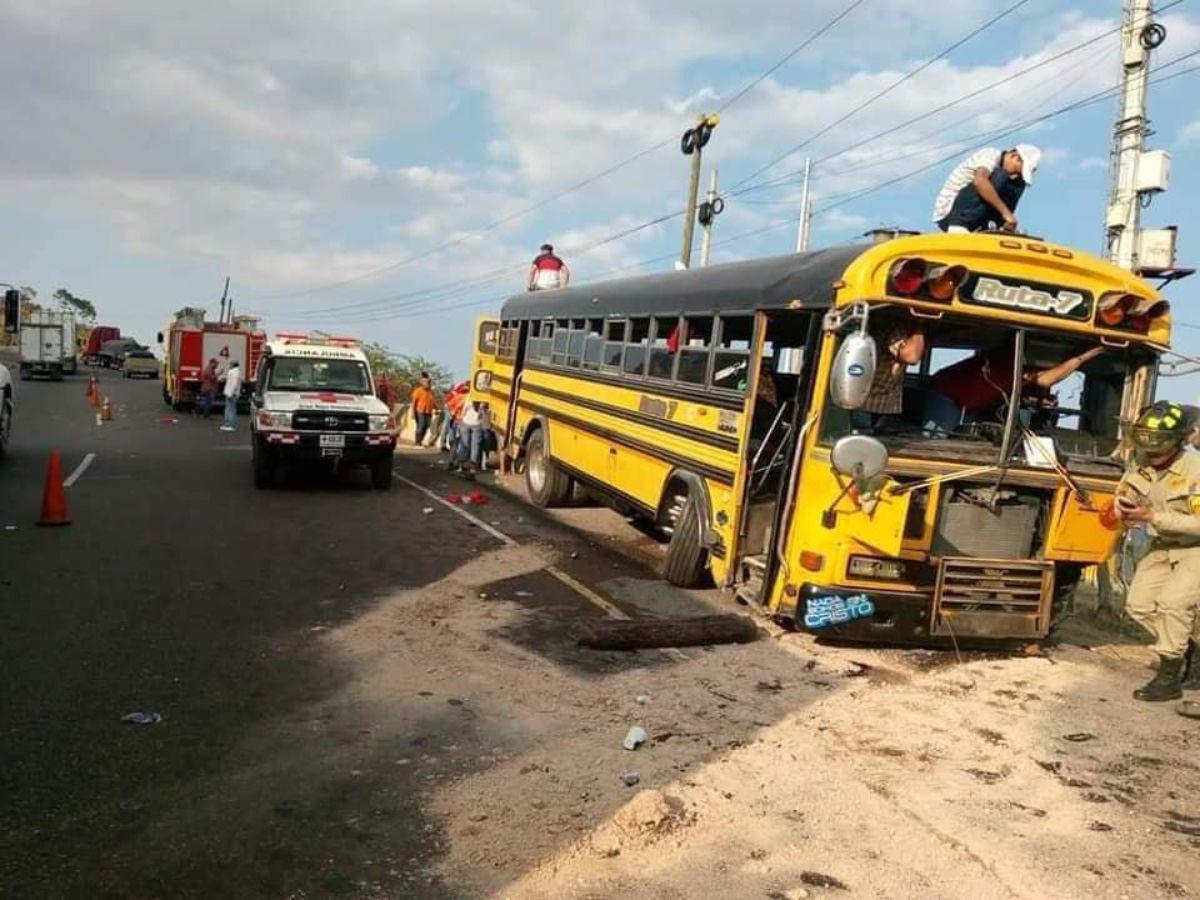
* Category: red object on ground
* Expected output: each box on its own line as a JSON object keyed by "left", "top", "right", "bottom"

{"left": 159, "top": 417, "right": 179, "bottom": 425}
{"left": 37, "top": 451, "right": 71, "bottom": 527}
{"left": 445, "top": 493, "right": 463, "bottom": 504}
{"left": 466, "top": 490, "right": 488, "bottom": 505}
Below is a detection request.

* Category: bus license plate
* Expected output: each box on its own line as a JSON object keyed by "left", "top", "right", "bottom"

{"left": 320, "top": 434, "right": 345, "bottom": 449}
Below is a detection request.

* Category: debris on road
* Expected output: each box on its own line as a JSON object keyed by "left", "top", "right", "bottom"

{"left": 514, "top": 590, "right": 534, "bottom": 598}
{"left": 121, "top": 712, "right": 163, "bottom": 726}
{"left": 622, "top": 726, "right": 647, "bottom": 751}
{"left": 636, "top": 694, "right": 651, "bottom": 706}
{"left": 1063, "top": 732, "right": 1097, "bottom": 743}
{"left": 422, "top": 507, "right": 434, "bottom": 515}
{"left": 619, "top": 772, "right": 640, "bottom": 787}
{"left": 465, "top": 489, "right": 488, "bottom": 505}
{"left": 577, "top": 613, "right": 760, "bottom": 650}
{"left": 445, "top": 493, "right": 463, "bottom": 504}
{"left": 158, "top": 417, "right": 178, "bottom": 425}
{"left": 799, "top": 871, "right": 849, "bottom": 890}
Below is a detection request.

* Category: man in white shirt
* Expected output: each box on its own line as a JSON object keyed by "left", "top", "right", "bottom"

{"left": 220, "top": 360, "right": 243, "bottom": 432}
{"left": 932, "top": 144, "right": 1040, "bottom": 234}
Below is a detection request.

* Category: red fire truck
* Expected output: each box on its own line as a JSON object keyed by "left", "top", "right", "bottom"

{"left": 159, "top": 308, "right": 266, "bottom": 409}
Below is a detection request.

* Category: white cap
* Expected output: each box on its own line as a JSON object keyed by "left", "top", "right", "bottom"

{"left": 1015, "top": 143, "right": 1041, "bottom": 184}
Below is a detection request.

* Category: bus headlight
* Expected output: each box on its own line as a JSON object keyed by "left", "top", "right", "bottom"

{"left": 369, "top": 414, "right": 394, "bottom": 432}
{"left": 847, "top": 555, "right": 906, "bottom": 580}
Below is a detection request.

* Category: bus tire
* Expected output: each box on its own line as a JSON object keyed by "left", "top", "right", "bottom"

{"left": 524, "top": 428, "right": 571, "bottom": 507}
{"left": 664, "top": 493, "right": 708, "bottom": 588}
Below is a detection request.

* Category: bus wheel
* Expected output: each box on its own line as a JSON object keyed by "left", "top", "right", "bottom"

{"left": 524, "top": 428, "right": 571, "bottom": 507}
{"left": 664, "top": 492, "right": 708, "bottom": 588}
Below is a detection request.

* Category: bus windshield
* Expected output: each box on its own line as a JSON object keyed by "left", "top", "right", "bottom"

{"left": 265, "top": 357, "right": 372, "bottom": 394}
{"left": 820, "top": 309, "right": 1155, "bottom": 475}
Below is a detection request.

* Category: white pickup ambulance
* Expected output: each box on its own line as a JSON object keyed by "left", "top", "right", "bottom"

{"left": 249, "top": 333, "right": 396, "bottom": 489}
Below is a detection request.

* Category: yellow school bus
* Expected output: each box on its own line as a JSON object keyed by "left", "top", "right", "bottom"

{"left": 469, "top": 232, "right": 1169, "bottom": 642}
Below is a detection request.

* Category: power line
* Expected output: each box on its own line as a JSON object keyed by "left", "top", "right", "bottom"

{"left": 253, "top": 4, "right": 863, "bottom": 306}
{"left": 730, "top": 0, "right": 1035, "bottom": 191}
{"left": 714, "top": 0, "right": 868, "bottom": 112}
{"left": 811, "top": 54, "right": 1200, "bottom": 218}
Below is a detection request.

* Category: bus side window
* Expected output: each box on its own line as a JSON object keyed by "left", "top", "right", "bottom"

{"left": 566, "top": 319, "right": 586, "bottom": 368}
{"left": 648, "top": 316, "right": 679, "bottom": 380}
{"left": 582, "top": 318, "right": 604, "bottom": 370}
{"left": 602, "top": 319, "right": 626, "bottom": 370}
{"left": 478, "top": 321, "right": 499, "bottom": 354}
{"left": 676, "top": 316, "right": 713, "bottom": 385}
{"left": 623, "top": 317, "right": 650, "bottom": 377}
{"left": 712, "top": 315, "right": 753, "bottom": 393}
{"left": 551, "top": 318, "right": 570, "bottom": 366}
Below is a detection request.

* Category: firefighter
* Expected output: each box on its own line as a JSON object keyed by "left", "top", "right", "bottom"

{"left": 1117, "top": 401, "right": 1200, "bottom": 702}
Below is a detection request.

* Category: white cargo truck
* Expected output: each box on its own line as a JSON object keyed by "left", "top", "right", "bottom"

{"left": 19, "top": 310, "right": 70, "bottom": 380}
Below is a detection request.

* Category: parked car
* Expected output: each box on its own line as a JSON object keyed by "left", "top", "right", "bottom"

{"left": 97, "top": 337, "right": 142, "bottom": 369}
{"left": 121, "top": 350, "right": 159, "bottom": 379}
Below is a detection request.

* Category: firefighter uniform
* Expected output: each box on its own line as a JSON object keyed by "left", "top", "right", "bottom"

{"left": 1121, "top": 451, "right": 1200, "bottom": 659}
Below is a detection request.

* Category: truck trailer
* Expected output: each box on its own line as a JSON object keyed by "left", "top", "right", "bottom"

{"left": 19, "top": 311, "right": 71, "bottom": 380}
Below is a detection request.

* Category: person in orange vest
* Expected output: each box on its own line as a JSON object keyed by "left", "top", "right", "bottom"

{"left": 527, "top": 243, "right": 570, "bottom": 291}
{"left": 409, "top": 374, "right": 437, "bottom": 446}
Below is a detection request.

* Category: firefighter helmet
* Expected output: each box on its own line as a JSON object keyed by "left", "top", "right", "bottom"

{"left": 1131, "top": 401, "right": 1190, "bottom": 457}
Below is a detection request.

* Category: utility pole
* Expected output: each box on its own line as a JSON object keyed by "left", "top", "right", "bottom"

{"left": 679, "top": 114, "right": 719, "bottom": 269}
{"left": 795, "top": 157, "right": 814, "bottom": 253}
{"left": 699, "top": 169, "right": 719, "bottom": 267}
{"left": 1104, "top": 0, "right": 1166, "bottom": 270}
{"left": 218, "top": 276, "right": 230, "bottom": 323}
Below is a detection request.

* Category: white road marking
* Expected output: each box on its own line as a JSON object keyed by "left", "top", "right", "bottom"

{"left": 394, "top": 468, "right": 643, "bottom": 625}
{"left": 546, "top": 565, "right": 630, "bottom": 620}
{"left": 62, "top": 453, "right": 96, "bottom": 488}
{"left": 393, "top": 472, "right": 516, "bottom": 546}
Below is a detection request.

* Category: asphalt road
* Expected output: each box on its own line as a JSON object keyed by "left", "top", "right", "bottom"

{"left": 0, "top": 365, "right": 675, "bottom": 898}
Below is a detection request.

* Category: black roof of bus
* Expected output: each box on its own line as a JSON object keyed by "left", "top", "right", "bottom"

{"left": 499, "top": 245, "right": 866, "bottom": 320}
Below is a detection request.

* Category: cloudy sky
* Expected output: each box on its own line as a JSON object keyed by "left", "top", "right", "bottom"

{"left": 3, "top": 0, "right": 1199, "bottom": 396}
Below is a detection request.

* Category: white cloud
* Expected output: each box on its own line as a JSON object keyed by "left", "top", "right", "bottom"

{"left": 1181, "top": 121, "right": 1200, "bottom": 145}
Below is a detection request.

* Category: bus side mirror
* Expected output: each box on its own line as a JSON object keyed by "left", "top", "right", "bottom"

{"left": 829, "top": 332, "right": 876, "bottom": 410}
{"left": 3, "top": 289, "right": 18, "bottom": 333}
{"left": 831, "top": 434, "right": 888, "bottom": 485}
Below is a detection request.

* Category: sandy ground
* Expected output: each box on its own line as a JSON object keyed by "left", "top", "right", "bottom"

{"left": 324, "top": 456, "right": 1200, "bottom": 900}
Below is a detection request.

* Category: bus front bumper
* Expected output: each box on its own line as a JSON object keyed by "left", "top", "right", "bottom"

{"left": 790, "top": 583, "right": 934, "bottom": 642}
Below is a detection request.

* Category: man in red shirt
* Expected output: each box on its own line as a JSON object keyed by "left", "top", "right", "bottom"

{"left": 924, "top": 340, "right": 1106, "bottom": 435}
{"left": 527, "top": 244, "right": 570, "bottom": 291}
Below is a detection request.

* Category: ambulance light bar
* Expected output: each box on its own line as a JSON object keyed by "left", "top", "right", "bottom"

{"left": 273, "top": 331, "right": 362, "bottom": 348}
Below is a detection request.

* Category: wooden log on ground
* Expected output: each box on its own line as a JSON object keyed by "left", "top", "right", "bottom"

{"left": 577, "top": 614, "right": 761, "bottom": 650}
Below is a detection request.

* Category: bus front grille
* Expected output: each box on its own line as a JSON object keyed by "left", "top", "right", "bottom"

{"left": 931, "top": 558, "right": 1054, "bottom": 639}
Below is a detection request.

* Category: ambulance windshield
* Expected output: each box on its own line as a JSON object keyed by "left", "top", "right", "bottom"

{"left": 266, "top": 357, "right": 372, "bottom": 394}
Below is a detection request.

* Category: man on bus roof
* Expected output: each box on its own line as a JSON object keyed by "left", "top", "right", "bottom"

{"left": 528, "top": 243, "right": 570, "bottom": 292}
{"left": 932, "top": 144, "right": 1041, "bottom": 235}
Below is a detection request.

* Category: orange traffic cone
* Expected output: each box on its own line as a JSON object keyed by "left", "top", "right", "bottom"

{"left": 88, "top": 377, "right": 99, "bottom": 408}
{"left": 37, "top": 451, "right": 71, "bottom": 527}
{"left": 100, "top": 396, "right": 112, "bottom": 422}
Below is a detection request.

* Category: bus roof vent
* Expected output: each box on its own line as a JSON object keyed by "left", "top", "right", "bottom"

{"left": 862, "top": 227, "right": 919, "bottom": 244}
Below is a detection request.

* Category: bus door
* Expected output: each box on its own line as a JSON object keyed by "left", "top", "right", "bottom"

{"left": 733, "top": 310, "right": 821, "bottom": 602}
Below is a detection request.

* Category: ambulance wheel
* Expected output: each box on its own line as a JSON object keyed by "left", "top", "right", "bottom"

{"left": 524, "top": 428, "right": 570, "bottom": 507}
{"left": 371, "top": 458, "right": 393, "bottom": 490}
{"left": 252, "top": 444, "right": 275, "bottom": 489}
{"left": 663, "top": 492, "right": 709, "bottom": 588}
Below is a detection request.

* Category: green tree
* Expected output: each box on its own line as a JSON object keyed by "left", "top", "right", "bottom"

{"left": 362, "top": 342, "right": 453, "bottom": 396}
{"left": 53, "top": 288, "right": 97, "bottom": 323}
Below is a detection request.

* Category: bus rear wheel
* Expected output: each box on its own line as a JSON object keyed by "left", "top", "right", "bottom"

{"left": 524, "top": 428, "right": 571, "bottom": 507}
{"left": 663, "top": 492, "right": 708, "bottom": 588}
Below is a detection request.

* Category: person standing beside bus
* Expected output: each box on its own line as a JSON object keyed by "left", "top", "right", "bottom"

{"left": 527, "top": 244, "right": 570, "bottom": 291}
{"left": 410, "top": 375, "right": 437, "bottom": 446}
{"left": 932, "top": 145, "right": 1040, "bottom": 234}
{"left": 1117, "top": 402, "right": 1200, "bottom": 702}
